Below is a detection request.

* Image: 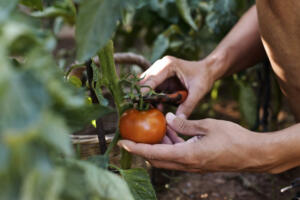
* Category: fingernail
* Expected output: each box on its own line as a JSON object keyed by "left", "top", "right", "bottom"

{"left": 139, "top": 73, "right": 146, "bottom": 83}
{"left": 166, "top": 112, "right": 176, "bottom": 123}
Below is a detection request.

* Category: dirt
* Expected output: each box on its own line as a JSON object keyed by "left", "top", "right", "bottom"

{"left": 154, "top": 169, "right": 300, "bottom": 200}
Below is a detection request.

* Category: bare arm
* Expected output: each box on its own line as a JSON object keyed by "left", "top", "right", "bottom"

{"left": 208, "top": 5, "right": 266, "bottom": 79}
{"left": 140, "top": 5, "right": 266, "bottom": 118}
{"left": 266, "top": 124, "right": 300, "bottom": 173}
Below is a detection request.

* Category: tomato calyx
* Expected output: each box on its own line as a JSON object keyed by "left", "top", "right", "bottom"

{"left": 120, "top": 73, "right": 157, "bottom": 111}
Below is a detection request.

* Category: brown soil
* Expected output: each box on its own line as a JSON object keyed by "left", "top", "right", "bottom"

{"left": 154, "top": 170, "right": 300, "bottom": 200}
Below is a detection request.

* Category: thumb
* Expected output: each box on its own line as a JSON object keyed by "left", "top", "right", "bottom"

{"left": 166, "top": 113, "right": 206, "bottom": 136}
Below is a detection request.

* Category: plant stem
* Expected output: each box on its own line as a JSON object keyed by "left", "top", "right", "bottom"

{"left": 120, "top": 149, "right": 132, "bottom": 169}
{"left": 104, "top": 129, "right": 120, "bottom": 157}
{"left": 98, "top": 40, "right": 132, "bottom": 168}
{"left": 98, "top": 41, "right": 124, "bottom": 115}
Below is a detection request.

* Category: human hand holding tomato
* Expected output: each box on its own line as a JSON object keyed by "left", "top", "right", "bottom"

{"left": 118, "top": 113, "right": 285, "bottom": 173}
{"left": 139, "top": 55, "right": 216, "bottom": 143}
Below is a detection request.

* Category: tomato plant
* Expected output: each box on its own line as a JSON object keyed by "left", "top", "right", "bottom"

{"left": 120, "top": 108, "right": 166, "bottom": 144}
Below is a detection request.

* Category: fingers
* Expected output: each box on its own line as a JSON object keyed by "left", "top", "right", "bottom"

{"left": 166, "top": 113, "right": 208, "bottom": 136}
{"left": 161, "top": 135, "right": 173, "bottom": 144}
{"left": 118, "top": 140, "right": 184, "bottom": 161}
{"left": 176, "top": 86, "right": 204, "bottom": 118}
{"left": 139, "top": 57, "right": 176, "bottom": 93}
{"left": 167, "top": 127, "right": 184, "bottom": 143}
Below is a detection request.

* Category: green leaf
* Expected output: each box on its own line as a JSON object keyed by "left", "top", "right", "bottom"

{"left": 31, "top": 7, "right": 71, "bottom": 18}
{"left": 57, "top": 104, "right": 114, "bottom": 131}
{"left": 0, "top": 0, "right": 18, "bottom": 22}
{"left": 91, "top": 61, "right": 109, "bottom": 106}
{"left": 30, "top": 0, "right": 76, "bottom": 24}
{"left": 87, "top": 155, "right": 109, "bottom": 169}
{"left": 150, "top": 25, "right": 182, "bottom": 62}
{"left": 120, "top": 168, "right": 157, "bottom": 200}
{"left": 0, "top": 144, "right": 9, "bottom": 173}
{"left": 176, "top": 0, "right": 197, "bottom": 30}
{"left": 39, "top": 113, "right": 73, "bottom": 156}
{"left": 205, "top": 0, "right": 238, "bottom": 36}
{"left": 150, "top": 34, "right": 169, "bottom": 62}
{"left": 0, "top": 67, "right": 49, "bottom": 133}
{"left": 238, "top": 82, "right": 258, "bottom": 129}
{"left": 20, "top": 0, "right": 43, "bottom": 10}
{"left": 68, "top": 75, "right": 82, "bottom": 88}
{"left": 44, "top": 169, "right": 65, "bottom": 200}
{"left": 21, "top": 168, "right": 64, "bottom": 200}
{"left": 62, "top": 159, "right": 134, "bottom": 200}
{"left": 76, "top": 0, "right": 123, "bottom": 62}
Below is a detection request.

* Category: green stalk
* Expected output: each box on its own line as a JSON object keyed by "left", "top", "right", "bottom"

{"left": 98, "top": 40, "right": 123, "bottom": 115}
{"left": 98, "top": 40, "right": 132, "bottom": 168}
{"left": 120, "top": 149, "right": 132, "bottom": 169}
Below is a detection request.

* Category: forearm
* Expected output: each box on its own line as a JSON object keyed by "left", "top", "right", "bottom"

{"left": 261, "top": 124, "right": 300, "bottom": 173}
{"left": 206, "top": 5, "right": 266, "bottom": 80}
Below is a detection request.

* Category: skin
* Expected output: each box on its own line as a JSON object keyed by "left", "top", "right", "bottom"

{"left": 118, "top": 6, "right": 300, "bottom": 173}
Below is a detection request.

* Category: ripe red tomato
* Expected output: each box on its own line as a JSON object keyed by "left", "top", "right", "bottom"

{"left": 119, "top": 108, "right": 166, "bottom": 144}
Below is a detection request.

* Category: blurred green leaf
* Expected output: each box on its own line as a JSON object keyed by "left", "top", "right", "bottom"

{"left": 238, "top": 81, "right": 258, "bottom": 129}
{"left": 0, "top": 67, "right": 49, "bottom": 133}
{"left": 176, "top": 0, "right": 197, "bottom": 30}
{"left": 0, "top": 0, "right": 18, "bottom": 22}
{"left": 30, "top": 0, "right": 76, "bottom": 24}
{"left": 62, "top": 159, "right": 134, "bottom": 200}
{"left": 76, "top": 0, "right": 123, "bottom": 62}
{"left": 20, "top": 0, "right": 43, "bottom": 10}
{"left": 21, "top": 169, "right": 60, "bottom": 200}
{"left": 91, "top": 62, "right": 109, "bottom": 106}
{"left": 151, "top": 34, "right": 169, "bottom": 62}
{"left": 39, "top": 113, "right": 73, "bottom": 156}
{"left": 0, "top": 144, "right": 9, "bottom": 173}
{"left": 68, "top": 75, "right": 82, "bottom": 88}
{"left": 120, "top": 168, "right": 157, "bottom": 200}
{"left": 205, "top": 0, "right": 238, "bottom": 36}
{"left": 87, "top": 155, "right": 109, "bottom": 169}
{"left": 57, "top": 104, "right": 114, "bottom": 131}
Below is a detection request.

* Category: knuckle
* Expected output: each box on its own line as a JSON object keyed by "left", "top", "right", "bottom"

{"left": 162, "top": 56, "right": 178, "bottom": 67}
{"left": 144, "top": 76, "right": 157, "bottom": 88}
{"left": 142, "top": 148, "right": 155, "bottom": 160}
{"left": 195, "top": 118, "right": 214, "bottom": 132}
{"left": 198, "top": 118, "right": 213, "bottom": 126}
{"left": 162, "top": 55, "right": 175, "bottom": 62}
{"left": 175, "top": 118, "right": 187, "bottom": 132}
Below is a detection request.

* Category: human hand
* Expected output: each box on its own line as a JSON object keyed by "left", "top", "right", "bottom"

{"left": 118, "top": 113, "right": 282, "bottom": 173}
{"left": 140, "top": 56, "right": 217, "bottom": 118}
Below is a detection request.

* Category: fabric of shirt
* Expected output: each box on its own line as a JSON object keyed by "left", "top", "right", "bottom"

{"left": 256, "top": 0, "right": 300, "bottom": 121}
